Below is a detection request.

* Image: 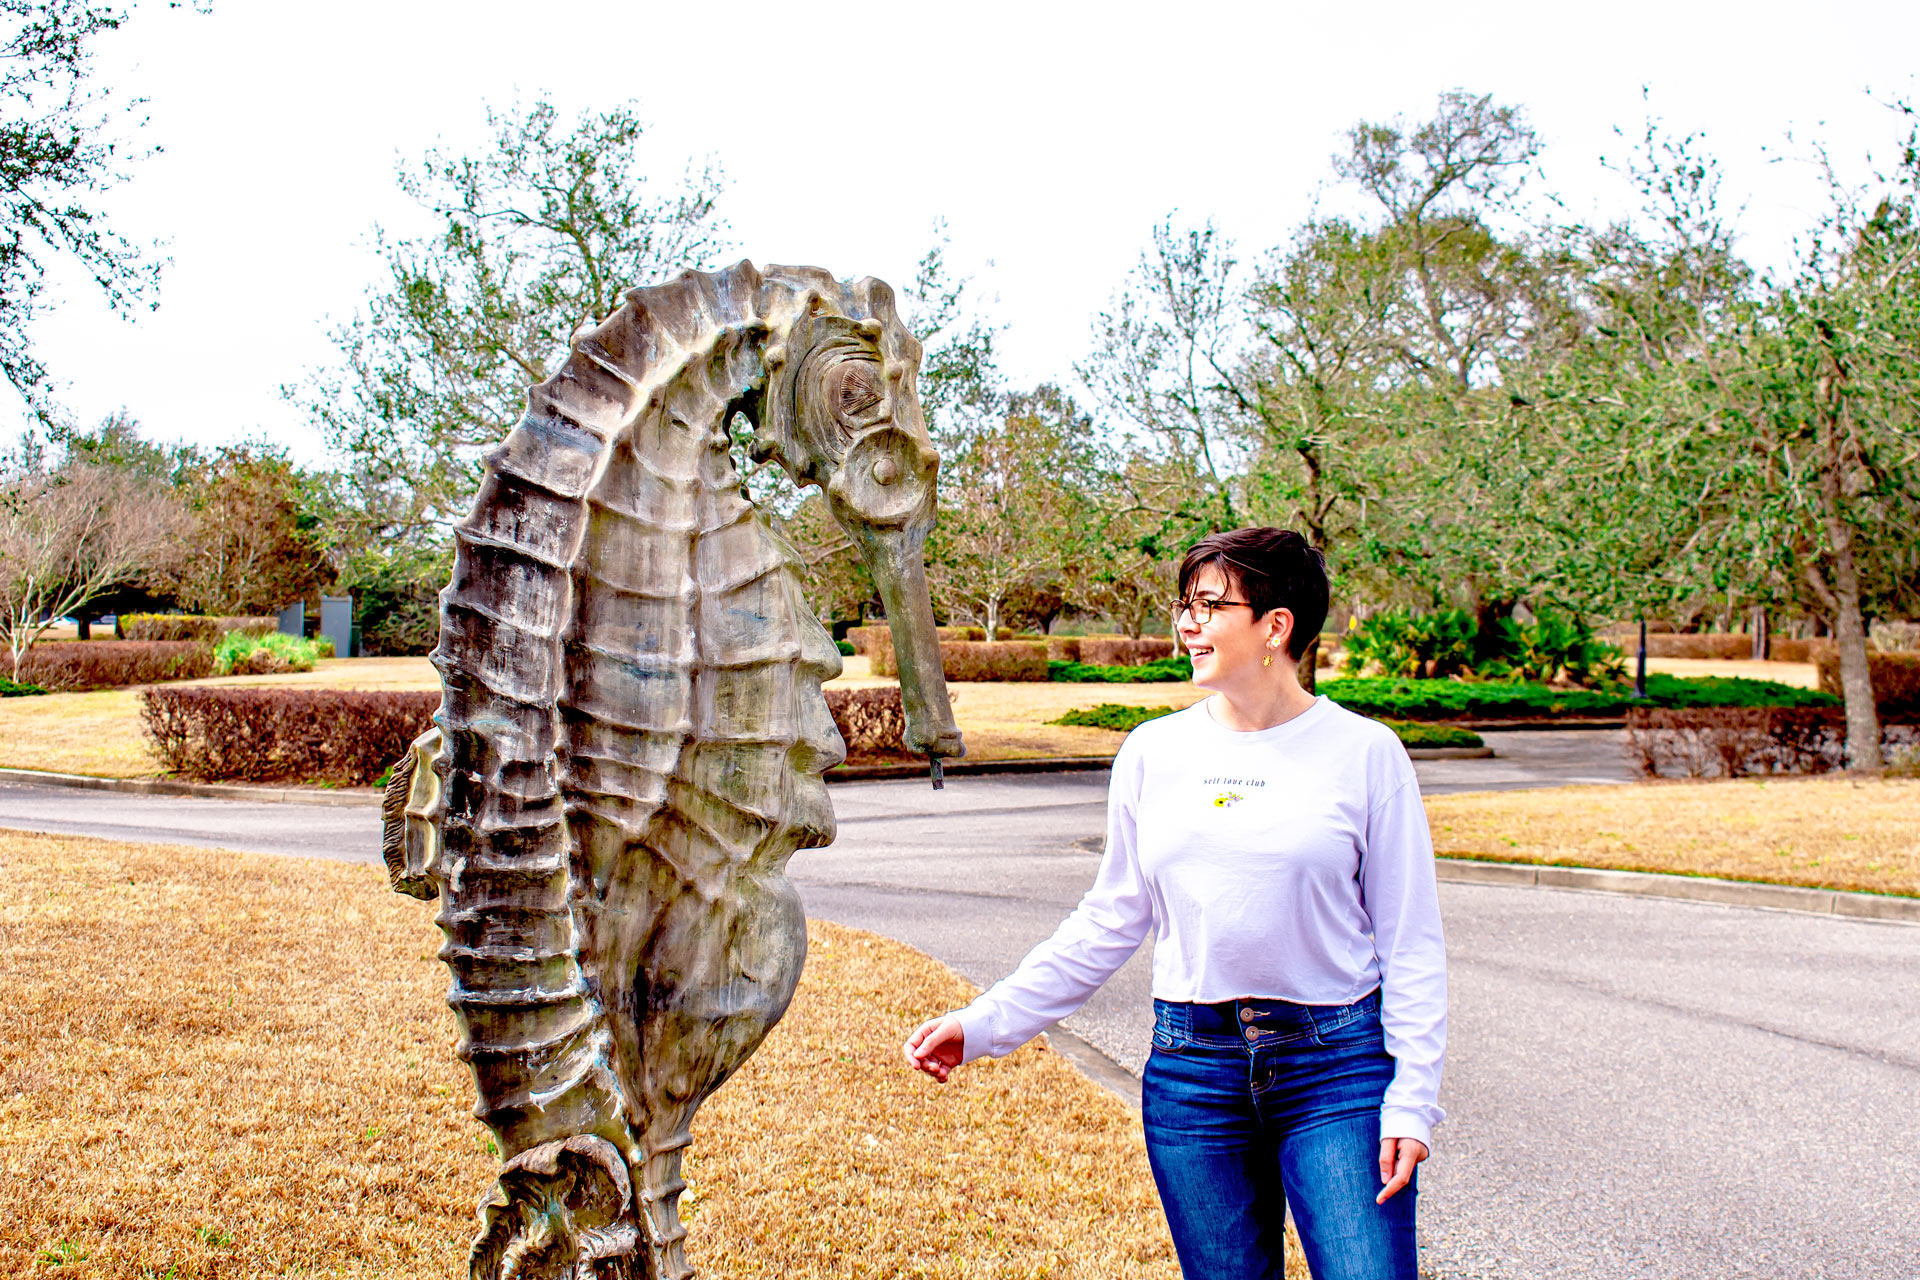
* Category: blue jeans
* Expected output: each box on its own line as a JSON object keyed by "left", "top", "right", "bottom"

{"left": 1142, "top": 991, "right": 1418, "bottom": 1280}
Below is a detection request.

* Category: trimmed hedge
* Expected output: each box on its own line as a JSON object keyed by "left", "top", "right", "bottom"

{"left": 1047, "top": 701, "right": 1484, "bottom": 748}
{"left": 1624, "top": 706, "right": 1920, "bottom": 777}
{"left": 870, "top": 640, "right": 1049, "bottom": 682}
{"left": 1641, "top": 633, "right": 1755, "bottom": 661}
{"left": 1079, "top": 636, "right": 1175, "bottom": 666}
{"left": 121, "top": 614, "right": 277, "bottom": 643}
{"left": 142, "top": 688, "right": 439, "bottom": 785}
{"left": 1316, "top": 673, "right": 1837, "bottom": 721}
{"left": 824, "top": 687, "right": 908, "bottom": 760}
{"left": 18, "top": 641, "right": 213, "bottom": 692}
{"left": 1623, "top": 632, "right": 1841, "bottom": 664}
{"left": 846, "top": 625, "right": 984, "bottom": 657}
{"left": 1046, "top": 636, "right": 1081, "bottom": 663}
{"left": 1813, "top": 650, "right": 1920, "bottom": 721}
{"left": 1769, "top": 637, "right": 1832, "bottom": 663}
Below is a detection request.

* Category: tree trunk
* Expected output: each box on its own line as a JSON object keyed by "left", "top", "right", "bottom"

{"left": 1811, "top": 364, "right": 1883, "bottom": 770}
{"left": 1819, "top": 562, "right": 1882, "bottom": 770}
{"left": 1750, "top": 606, "right": 1768, "bottom": 661}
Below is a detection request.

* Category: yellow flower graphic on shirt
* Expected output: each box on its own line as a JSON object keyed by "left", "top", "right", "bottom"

{"left": 1213, "top": 791, "right": 1244, "bottom": 809}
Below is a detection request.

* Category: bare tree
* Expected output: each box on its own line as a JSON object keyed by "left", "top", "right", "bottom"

{"left": 0, "top": 461, "right": 183, "bottom": 679}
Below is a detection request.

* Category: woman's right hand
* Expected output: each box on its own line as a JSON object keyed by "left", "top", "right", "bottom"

{"left": 903, "top": 1015, "right": 965, "bottom": 1082}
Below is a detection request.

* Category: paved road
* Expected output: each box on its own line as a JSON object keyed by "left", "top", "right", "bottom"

{"left": 8, "top": 734, "right": 1917, "bottom": 1276}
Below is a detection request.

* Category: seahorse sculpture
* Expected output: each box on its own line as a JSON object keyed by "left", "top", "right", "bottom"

{"left": 377, "top": 262, "right": 966, "bottom": 1280}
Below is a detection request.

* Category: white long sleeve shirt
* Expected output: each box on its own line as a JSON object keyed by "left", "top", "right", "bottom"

{"left": 953, "top": 695, "right": 1448, "bottom": 1146}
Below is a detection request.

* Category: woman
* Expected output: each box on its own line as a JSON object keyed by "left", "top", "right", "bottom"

{"left": 903, "top": 527, "right": 1446, "bottom": 1280}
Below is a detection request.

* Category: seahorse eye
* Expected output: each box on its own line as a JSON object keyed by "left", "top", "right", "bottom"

{"left": 829, "top": 360, "right": 883, "bottom": 423}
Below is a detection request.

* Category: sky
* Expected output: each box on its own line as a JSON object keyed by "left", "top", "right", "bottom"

{"left": 14, "top": 0, "right": 1920, "bottom": 463}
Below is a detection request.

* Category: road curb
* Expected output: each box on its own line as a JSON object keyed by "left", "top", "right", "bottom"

{"left": 0, "top": 768, "right": 381, "bottom": 807}
{"left": 1041, "top": 1026, "right": 1142, "bottom": 1110}
{"left": 1436, "top": 857, "right": 1920, "bottom": 923}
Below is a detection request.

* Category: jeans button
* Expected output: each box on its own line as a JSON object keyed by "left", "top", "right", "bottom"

{"left": 1244, "top": 1026, "right": 1259, "bottom": 1041}
{"left": 1239, "top": 1008, "right": 1256, "bottom": 1022}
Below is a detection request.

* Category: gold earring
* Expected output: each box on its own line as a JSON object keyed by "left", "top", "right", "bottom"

{"left": 1262, "top": 648, "right": 1274, "bottom": 668}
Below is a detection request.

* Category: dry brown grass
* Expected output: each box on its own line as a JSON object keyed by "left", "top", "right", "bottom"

{"left": 0, "top": 830, "right": 1265, "bottom": 1279}
{"left": 0, "top": 687, "right": 156, "bottom": 778}
{"left": 1428, "top": 775, "right": 1920, "bottom": 896}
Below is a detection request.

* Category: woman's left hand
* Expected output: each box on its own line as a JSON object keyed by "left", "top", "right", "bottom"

{"left": 1376, "top": 1137, "right": 1428, "bottom": 1204}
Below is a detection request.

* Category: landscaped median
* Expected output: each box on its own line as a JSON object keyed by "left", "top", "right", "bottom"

{"left": 1427, "top": 775, "right": 1920, "bottom": 899}
{"left": 0, "top": 829, "right": 1289, "bottom": 1279}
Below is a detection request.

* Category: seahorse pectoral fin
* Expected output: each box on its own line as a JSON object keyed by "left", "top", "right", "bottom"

{"left": 382, "top": 726, "right": 446, "bottom": 900}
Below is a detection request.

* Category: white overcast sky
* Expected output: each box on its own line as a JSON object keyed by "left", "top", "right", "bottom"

{"left": 15, "top": 0, "right": 1920, "bottom": 462}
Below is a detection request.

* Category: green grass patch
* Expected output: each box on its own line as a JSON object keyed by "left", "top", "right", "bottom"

{"left": 1384, "top": 719, "right": 1485, "bottom": 748}
{"left": 1049, "top": 702, "right": 1485, "bottom": 749}
{"left": 0, "top": 675, "right": 47, "bottom": 697}
{"left": 1049, "top": 703, "right": 1179, "bottom": 731}
{"left": 1048, "top": 655, "right": 1194, "bottom": 683}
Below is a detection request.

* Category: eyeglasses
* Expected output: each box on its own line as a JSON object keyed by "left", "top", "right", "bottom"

{"left": 1172, "top": 597, "right": 1255, "bottom": 626}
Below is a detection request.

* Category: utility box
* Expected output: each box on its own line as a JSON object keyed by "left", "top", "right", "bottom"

{"left": 320, "top": 595, "right": 353, "bottom": 659}
{"left": 277, "top": 602, "right": 305, "bottom": 637}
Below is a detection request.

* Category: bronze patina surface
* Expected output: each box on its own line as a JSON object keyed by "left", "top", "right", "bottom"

{"left": 379, "top": 263, "right": 963, "bottom": 1279}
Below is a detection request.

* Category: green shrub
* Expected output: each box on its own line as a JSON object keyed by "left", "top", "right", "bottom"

{"left": 212, "top": 630, "right": 322, "bottom": 676}
{"left": 1385, "top": 719, "right": 1485, "bottom": 748}
{"left": 1318, "top": 673, "right": 1835, "bottom": 721}
{"left": 0, "top": 675, "right": 47, "bottom": 697}
{"left": 1049, "top": 655, "right": 1194, "bottom": 684}
{"left": 836, "top": 639, "right": 856, "bottom": 657}
{"left": 312, "top": 635, "right": 336, "bottom": 659}
{"left": 1342, "top": 607, "right": 1623, "bottom": 685}
{"left": 1483, "top": 613, "right": 1625, "bottom": 685}
{"left": 1050, "top": 703, "right": 1179, "bottom": 731}
{"left": 1341, "top": 608, "right": 1479, "bottom": 678}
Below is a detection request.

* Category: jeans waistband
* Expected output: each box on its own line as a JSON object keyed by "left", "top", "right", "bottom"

{"left": 1152, "top": 988, "right": 1381, "bottom": 1050}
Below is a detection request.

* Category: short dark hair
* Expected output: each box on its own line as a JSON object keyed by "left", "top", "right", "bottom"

{"left": 1177, "top": 528, "right": 1329, "bottom": 660}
